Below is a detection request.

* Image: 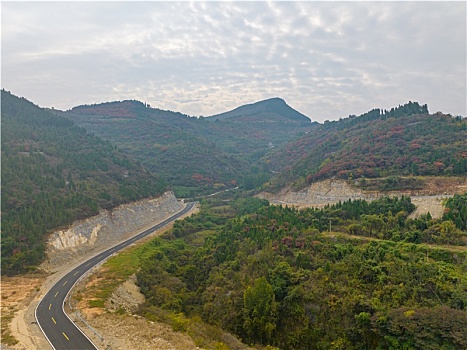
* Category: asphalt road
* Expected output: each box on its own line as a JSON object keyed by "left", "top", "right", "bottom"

{"left": 35, "top": 202, "right": 196, "bottom": 350}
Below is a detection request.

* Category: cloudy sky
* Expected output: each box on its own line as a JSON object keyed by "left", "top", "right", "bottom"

{"left": 2, "top": 1, "right": 466, "bottom": 122}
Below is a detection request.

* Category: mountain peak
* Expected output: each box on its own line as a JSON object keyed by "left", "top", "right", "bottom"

{"left": 208, "top": 98, "right": 311, "bottom": 123}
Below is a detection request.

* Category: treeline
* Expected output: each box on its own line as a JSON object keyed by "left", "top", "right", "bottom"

{"left": 1, "top": 90, "right": 166, "bottom": 275}
{"left": 327, "top": 101, "right": 429, "bottom": 130}
{"left": 136, "top": 196, "right": 467, "bottom": 349}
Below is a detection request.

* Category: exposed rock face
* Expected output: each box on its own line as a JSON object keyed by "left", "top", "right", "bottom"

{"left": 258, "top": 179, "right": 454, "bottom": 219}
{"left": 45, "top": 191, "right": 183, "bottom": 270}
{"left": 259, "top": 179, "right": 378, "bottom": 206}
{"left": 105, "top": 275, "right": 145, "bottom": 314}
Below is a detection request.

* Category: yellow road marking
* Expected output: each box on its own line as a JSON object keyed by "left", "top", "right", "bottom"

{"left": 63, "top": 281, "right": 68, "bottom": 286}
{"left": 63, "top": 332, "right": 69, "bottom": 341}
{"left": 54, "top": 292, "right": 59, "bottom": 297}
{"left": 49, "top": 304, "right": 52, "bottom": 310}
{"left": 85, "top": 263, "right": 90, "bottom": 267}
{"left": 74, "top": 271, "right": 79, "bottom": 276}
{"left": 52, "top": 317, "right": 56, "bottom": 324}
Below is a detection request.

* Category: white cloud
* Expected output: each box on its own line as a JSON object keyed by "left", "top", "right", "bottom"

{"left": 1, "top": 1, "right": 465, "bottom": 122}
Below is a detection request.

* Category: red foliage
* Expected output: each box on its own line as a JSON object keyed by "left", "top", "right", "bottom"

{"left": 409, "top": 141, "right": 421, "bottom": 150}
{"left": 295, "top": 238, "right": 306, "bottom": 249}
{"left": 281, "top": 236, "right": 294, "bottom": 248}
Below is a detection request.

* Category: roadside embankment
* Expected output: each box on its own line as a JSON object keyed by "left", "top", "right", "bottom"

{"left": 4, "top": 191, "right": 187, "bottom": 350}
{"left": 44, "top": 191, "right": 183, "bottom": 271}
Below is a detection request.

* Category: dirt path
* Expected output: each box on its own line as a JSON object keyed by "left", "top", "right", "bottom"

{"left": 322, "top": 231, "right": 467, "bottom": 253}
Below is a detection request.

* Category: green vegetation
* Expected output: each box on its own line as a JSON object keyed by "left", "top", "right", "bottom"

{"left": 1, "top": 90, "right": 166, "bottom": 275}
{"left": 63, "top": 99, "right": 466, "bottom": 196}
{"left": 265, "top": 102, "right": 467, "bottom": 191}
{"left": 65, "top": 99, "right": 311, "bottom": 193}
{"left": 354, "top": 176, "right": 425, "bottom": 192}
{"left": 136, "top": 196, "right": 467, "bottom": 349}
{"left": 3, "top": 89, "right": 466, "bottom": 348}
{"left": 79, "top": 198, "right": 260, "bottom": 349}
{"left": 1, "top": 310, "right": 18, "bottom": 346}
{"left": 443, "top": 193, "right": 467, "bottom": 231}
{"left": 80, "top": 238, "right": 171, "bottom": 309}
{"left": 208, "top": 97, "right": 310, "bottom": 123}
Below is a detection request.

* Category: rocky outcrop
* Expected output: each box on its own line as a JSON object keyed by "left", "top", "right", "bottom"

{"left": 105, "top": 275, "right": 145, "bottom": 314}
{"left": 45, "top": 191, "right": 183, "bottom": 270}
{"left": 258, "top": 179, "right": 456, "bottom": 219}
{"left": 259, "top": 179, "right": 380, "bottom": 206}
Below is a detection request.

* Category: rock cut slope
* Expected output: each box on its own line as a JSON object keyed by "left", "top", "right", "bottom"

{"left": 44, "top": 192, "right": 183, "bottom": 270}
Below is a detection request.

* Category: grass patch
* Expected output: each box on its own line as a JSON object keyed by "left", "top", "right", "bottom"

{"left": 88, "top": 299, "right": 105, "bottom": 308}
{"left": 78, "top": 240, "right": 166, "bottom": 311}
{"left": 1, "top": 311, "right": 19, "bottom": 346}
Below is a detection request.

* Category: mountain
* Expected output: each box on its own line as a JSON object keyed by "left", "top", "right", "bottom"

{"left": 1, "top": 90, "right": 166, "bottom": 275}
{"left": 207, "top": 97, "right": 311, "bottom": 123}
{"left": 65, "top": 98, "right": 313, "bottom": 194}
{"left": 264, "top": 101, "right": 467, "bottom": 191}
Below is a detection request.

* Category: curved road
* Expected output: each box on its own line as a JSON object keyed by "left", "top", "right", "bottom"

{"left": 35, "top": 202, "right": 196, "bottom": 350}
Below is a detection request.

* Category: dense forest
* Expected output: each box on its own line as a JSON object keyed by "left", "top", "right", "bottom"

{"left": 1, "top": 90, "right": 167, "bottom": 275}
{"left": 65, "top": 98, "right": 312, "bottom": 194}
{"left": 135, "top": 196, "right": 467, "bottom": 349}
{"left": 265, "top": 102, "right": 467, "bottom": 191}
{"left": 64, "top": 100, "right": 466, "bottom": 196}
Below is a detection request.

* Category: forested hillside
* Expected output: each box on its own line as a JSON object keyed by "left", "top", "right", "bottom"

{"left": 135, "top": 196, "right": 467, "bottom": 350}
{"left": 65, "top": 99, "right": 466, "bottom": 196}
{"left": 265, "top": 102, "right": 467, "bottom": 191}
{"left": 65, "top": 98, "right": 312, "bottom": 194}
{"left": 3, "top": 92, "right": 465, "bottom": 279}
{"left": 1, "top": 90, "right": 166, "bottom": 275}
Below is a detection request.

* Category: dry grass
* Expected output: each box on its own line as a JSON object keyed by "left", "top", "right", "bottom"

{"left": 0, "top": 274, "right": 45, "bottom": 346}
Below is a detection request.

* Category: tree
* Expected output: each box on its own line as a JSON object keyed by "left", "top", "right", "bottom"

{"left": 243, "top": 277, "right": 278, "bottom": 344}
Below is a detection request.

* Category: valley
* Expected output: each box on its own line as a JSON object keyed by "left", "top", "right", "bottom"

{"left": 1, "top": 90, "right": 466, "bottom": 349}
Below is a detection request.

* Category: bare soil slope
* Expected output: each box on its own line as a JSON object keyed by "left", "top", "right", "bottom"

{"left": 259, "top": 177, "right": 467, "bottom": 219}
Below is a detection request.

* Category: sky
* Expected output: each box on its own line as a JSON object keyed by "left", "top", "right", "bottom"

{"left": 1, "top": 1, "right": 466, "bottom": 122}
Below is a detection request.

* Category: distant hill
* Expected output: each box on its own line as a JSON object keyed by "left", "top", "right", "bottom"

{"left": 264, "top": 101, "right": 467, "bottom": 191}
{"left": 208, "top": 97, "right": 311, "bottom": 123}
{"left": 66, "top": 98, "right": 313, "bottom": 193}
{"left": 1, "top": 90, "right": 166, "bottom": 275}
